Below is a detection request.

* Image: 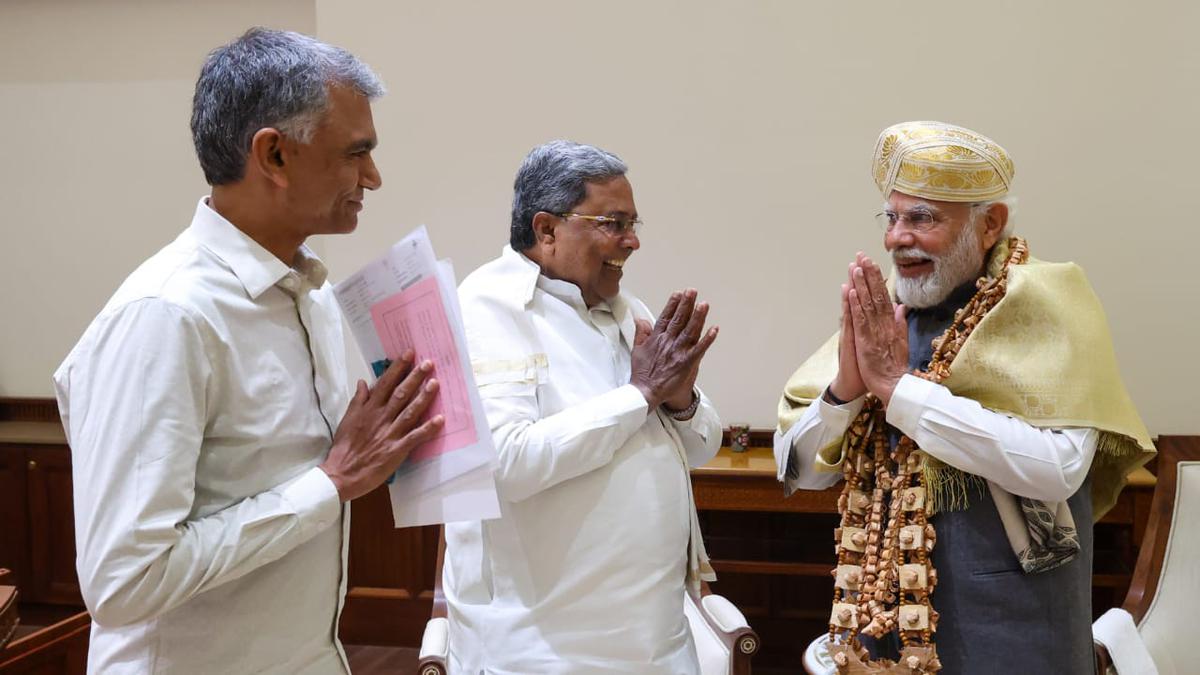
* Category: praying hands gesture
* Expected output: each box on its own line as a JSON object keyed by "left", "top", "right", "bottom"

{"left": 630, "top": 289, "right": 719, "bottom": 412}
{"left": 829, "top": 253, "right": 909, "bottom": 408}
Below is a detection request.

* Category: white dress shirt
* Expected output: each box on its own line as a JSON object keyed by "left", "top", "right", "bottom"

{"left": 446, "top": 246, "right": 721, "bottom": 674}
{"left": 53, "top": 198, "right": 351, "bottom": 674}
{"left": 775, "top": 374, "right": 1098, "bottom": 502}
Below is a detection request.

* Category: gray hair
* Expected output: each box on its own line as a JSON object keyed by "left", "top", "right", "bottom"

{"left": 191, "top": 27, "right": 385, "bottom": 185}
{"left": 969, "top": 196, "right": 1018, "bottom": 239}
{"left": 510, "top": 140, "right": 628, "bottom": 250}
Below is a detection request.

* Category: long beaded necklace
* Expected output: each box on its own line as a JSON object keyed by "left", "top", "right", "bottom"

{"left": 825, "top": 237, "right": 1029, "bottom": 674}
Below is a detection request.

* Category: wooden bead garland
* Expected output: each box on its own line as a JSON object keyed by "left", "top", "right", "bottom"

{"left": 825, "top": 238, "right": 1029, "bottom": 674}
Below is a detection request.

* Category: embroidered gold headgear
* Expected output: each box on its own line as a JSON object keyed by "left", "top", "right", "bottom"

{"left": 872, "top": 121, "right": 1014, "bottom": 202}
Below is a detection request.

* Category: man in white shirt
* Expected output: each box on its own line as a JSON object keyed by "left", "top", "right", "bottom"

{"left": 53, "top": 28, "right": 443, "bottom": 674}
{"left": 774, "top": 121, "right": 1153, "bottom": 674}
{"left": 447, "top": 140, "right": 722, "bottom": 673}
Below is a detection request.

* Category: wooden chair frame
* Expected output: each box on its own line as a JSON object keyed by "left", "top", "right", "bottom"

{"left": 1094, "top": 436, "right": 1200, "bottom": 673}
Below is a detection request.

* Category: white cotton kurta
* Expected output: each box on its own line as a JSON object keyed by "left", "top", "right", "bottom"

{"left": 446, "top": 246, "right": 721, "bottom": 674}
{"left": 53, "top": 198, "right": 350, "bottom": 674}
{"left": 775, "top": 375, "right": 1098, "bottom": 501}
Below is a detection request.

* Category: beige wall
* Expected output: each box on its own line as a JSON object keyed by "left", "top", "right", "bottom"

{"left": 3, "top": 1, "right": 1197, "bottom": 433}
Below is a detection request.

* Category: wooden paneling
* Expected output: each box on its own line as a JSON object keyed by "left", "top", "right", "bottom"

{"left": 338, "top": 484, "right": 440, "bottom": 646}
{"left": 25, "top": 447, "right": 81, "bottom": 606}
{"left": 0, "top": 448, "right": 31, "bottom": 597}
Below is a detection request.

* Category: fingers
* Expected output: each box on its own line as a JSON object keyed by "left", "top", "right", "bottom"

{"left": 654, "top": 292, "right": 682, "bottom": 333}
{"left": 687, "top": 325, "right": 719, "bottom": 362}
{"left": 840, "top": 284, "right": 856, "bottom": 349}
{"left": 384, "top": 414, "right": 446, "bottom": 475}
{"left": 848, "top": 288, "right": 867, "bottom": 331}
{"left": 387, "top": 376, "right": 440, "bottom": 438}
{"left": 860, "top": 257, "right": 891, "bottom": 310}
{"left": 851, "top": 266, "right": 874, "bottom": 319}
{"left": 383, "top": 359, "right": 433, "bottom": 420}
{"left": 369, "top": 349, "right": 416, "bottom": 407}
{"left": 680, "top": 301, "right": 709, "bottom": 344}
{"left": 666, "top": 289, "right": 697, "bottom": 337}
{"left": 634, "top": 319, "right": 652, "bottom": 346}
{"left": 397, "top": 415, "right": 446, "bottom": 457}
{"left": 894, "top": 303, "right": 907, "bottom": 330}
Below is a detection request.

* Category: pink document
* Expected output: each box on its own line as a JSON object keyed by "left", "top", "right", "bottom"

{"left": 369, "top": 276, "right": 478, "bottom": 462}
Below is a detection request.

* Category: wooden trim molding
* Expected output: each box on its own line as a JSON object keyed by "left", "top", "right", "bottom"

{"left": 0, "top": 399, "right": 61, "bottom": 424}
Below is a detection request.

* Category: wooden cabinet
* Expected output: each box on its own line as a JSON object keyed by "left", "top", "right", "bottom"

{"left": 337, "top": 486, "right": 441, "bottom": 646}
{"left": 0, "top": 434, "right": 82, "bottom": 607}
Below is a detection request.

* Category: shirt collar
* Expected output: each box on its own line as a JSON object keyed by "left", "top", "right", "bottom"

{"left": 497, "top": 245, "right": 631, "bottom": 330}
{"left": 189, "top": 197, "right": 328, "bottom": 299}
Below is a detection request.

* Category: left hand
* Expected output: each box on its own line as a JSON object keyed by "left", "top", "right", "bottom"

{"left": 634, "top": 318, "right": 700, "bottom": 411}
{"left": 847, "top": 253, "right": 909, "bottom": 407}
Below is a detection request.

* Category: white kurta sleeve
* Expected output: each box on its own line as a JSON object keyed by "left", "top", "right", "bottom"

{"left": 774, "top": 392, "right": 863, "bottom": 493}
{"left": 482, "top": 380, "right": 651, "bottom": 503}
{"left": 666, "top": 390, "right": 722, "bottom": 468}
{"left": 885, "top": 374, "right": 1098, "bottom": 502}
{"left": 55, "top": 299, "right": 342, "bottom": 628}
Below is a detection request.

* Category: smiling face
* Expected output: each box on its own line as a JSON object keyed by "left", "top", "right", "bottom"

{"left": 884, "top": 191, "right": 988, "bottom": 308}
{"left": 280, "top": 84, "right": 382, "bottom": 237}
{"left": 529, "top": 175, "right": 640, "bottom": 307}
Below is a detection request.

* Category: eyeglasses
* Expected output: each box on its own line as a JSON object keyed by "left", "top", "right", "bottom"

{"left": 875, "top": 208, "right": 949, "bottom": 234}
{"left": 557, "top": 212, "right": 643, "bottom": 237}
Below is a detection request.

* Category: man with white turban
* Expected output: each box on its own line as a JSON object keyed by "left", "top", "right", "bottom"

{"left": 774, "top": 121, "right": 1153, "bottom": 673}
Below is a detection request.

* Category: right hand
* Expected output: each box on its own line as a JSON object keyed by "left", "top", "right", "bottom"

{"left": 630, "top": 289, "right": 719, "bottom": 411}
{"left": 319, "top": 350, "right": 445, "bottom": 502}
{"left": 828, "top": 256, "right": 867, "bottom": 403}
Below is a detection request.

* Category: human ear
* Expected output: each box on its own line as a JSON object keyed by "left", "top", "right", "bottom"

{"left": 248, "top": 128, "right": 288, "bottom": 188}
{"left": 980, "top": 202, "right": 1009, "bottom": 250}
{"left": 531, "top": 211, "right": 558, "bottom": 247}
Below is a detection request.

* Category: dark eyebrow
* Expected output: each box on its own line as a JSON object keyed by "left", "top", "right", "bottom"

{"left": 347, "top": 137, "right": 377, "bottom": 154}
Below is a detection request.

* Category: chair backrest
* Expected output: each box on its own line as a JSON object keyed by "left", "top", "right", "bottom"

{"left": 1120, "top": 436, "right": 1200, "bottom": 675}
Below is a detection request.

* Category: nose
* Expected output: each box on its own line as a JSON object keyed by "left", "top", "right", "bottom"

{"left": 623, "top": 230, "right": 640, "bottom": 251}
{"left": 360, "top": 154, "right": 382, "bottom": 191}
{"left": 884, "top": 226, "right": 914, "bottom": 251}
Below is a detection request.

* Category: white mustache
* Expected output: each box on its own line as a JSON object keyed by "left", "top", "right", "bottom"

{"left": 892, "top": 249, "right": 934, "bottom": 264}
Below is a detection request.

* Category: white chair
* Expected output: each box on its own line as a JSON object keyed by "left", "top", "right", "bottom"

{"left": 418, "top": 531, "right": 760, "bottom": 674}
{"left": 1094, "top": 436, "right": 1200, "bottom": 675}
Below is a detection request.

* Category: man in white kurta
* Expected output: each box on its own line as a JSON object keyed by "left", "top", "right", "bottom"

{"left": 446, "top": 140, "right": 721, "bottom": 673}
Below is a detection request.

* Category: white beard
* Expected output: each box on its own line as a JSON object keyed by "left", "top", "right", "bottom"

{"left": 893, "top": 223, "right": 986, "bottom": 309}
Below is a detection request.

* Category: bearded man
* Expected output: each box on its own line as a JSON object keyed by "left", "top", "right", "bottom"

{"left": 774, "top": 121, "right": 1154, "bottom": 674}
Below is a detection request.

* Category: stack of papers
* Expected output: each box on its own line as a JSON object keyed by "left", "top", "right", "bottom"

{"left": 334, "top": 226, "right": 500, "bottom": 528}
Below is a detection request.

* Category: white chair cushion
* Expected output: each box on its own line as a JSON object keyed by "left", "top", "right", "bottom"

{"left": 419, "top": 617, "right": 449, "bottom": 660}
{"left": 1093, "top": 608, "right": 1157, "bottom": 675}
{"left": 1138, "top": 462, "right": 1200, "bottom": 675}
{"left": 685, "top": 592, "right": 730, "bottom": 675}
{"left": 700, "top": 594, "right": 749, "bottom": 633}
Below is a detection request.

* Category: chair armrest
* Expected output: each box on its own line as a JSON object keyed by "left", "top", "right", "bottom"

{"left": 1095, "top": 641, "right": 1112, "bottom": 675}
{"left": 694, "top": 591, "right": 760, "bottom": 670}
{"left": 417, "top": 617, "right": 449, "bottom": 675}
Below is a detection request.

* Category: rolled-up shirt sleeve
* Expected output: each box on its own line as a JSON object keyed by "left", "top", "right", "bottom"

{"left": 885, "top": 374, "right": 1098, "bottom": 502}
{"left": 55, "top": 299, "right": 341, "bottom": 628}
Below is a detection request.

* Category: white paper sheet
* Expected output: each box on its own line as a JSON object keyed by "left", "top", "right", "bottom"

{"left": 333, "top": 227, "right": 499, "bottom": 527}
